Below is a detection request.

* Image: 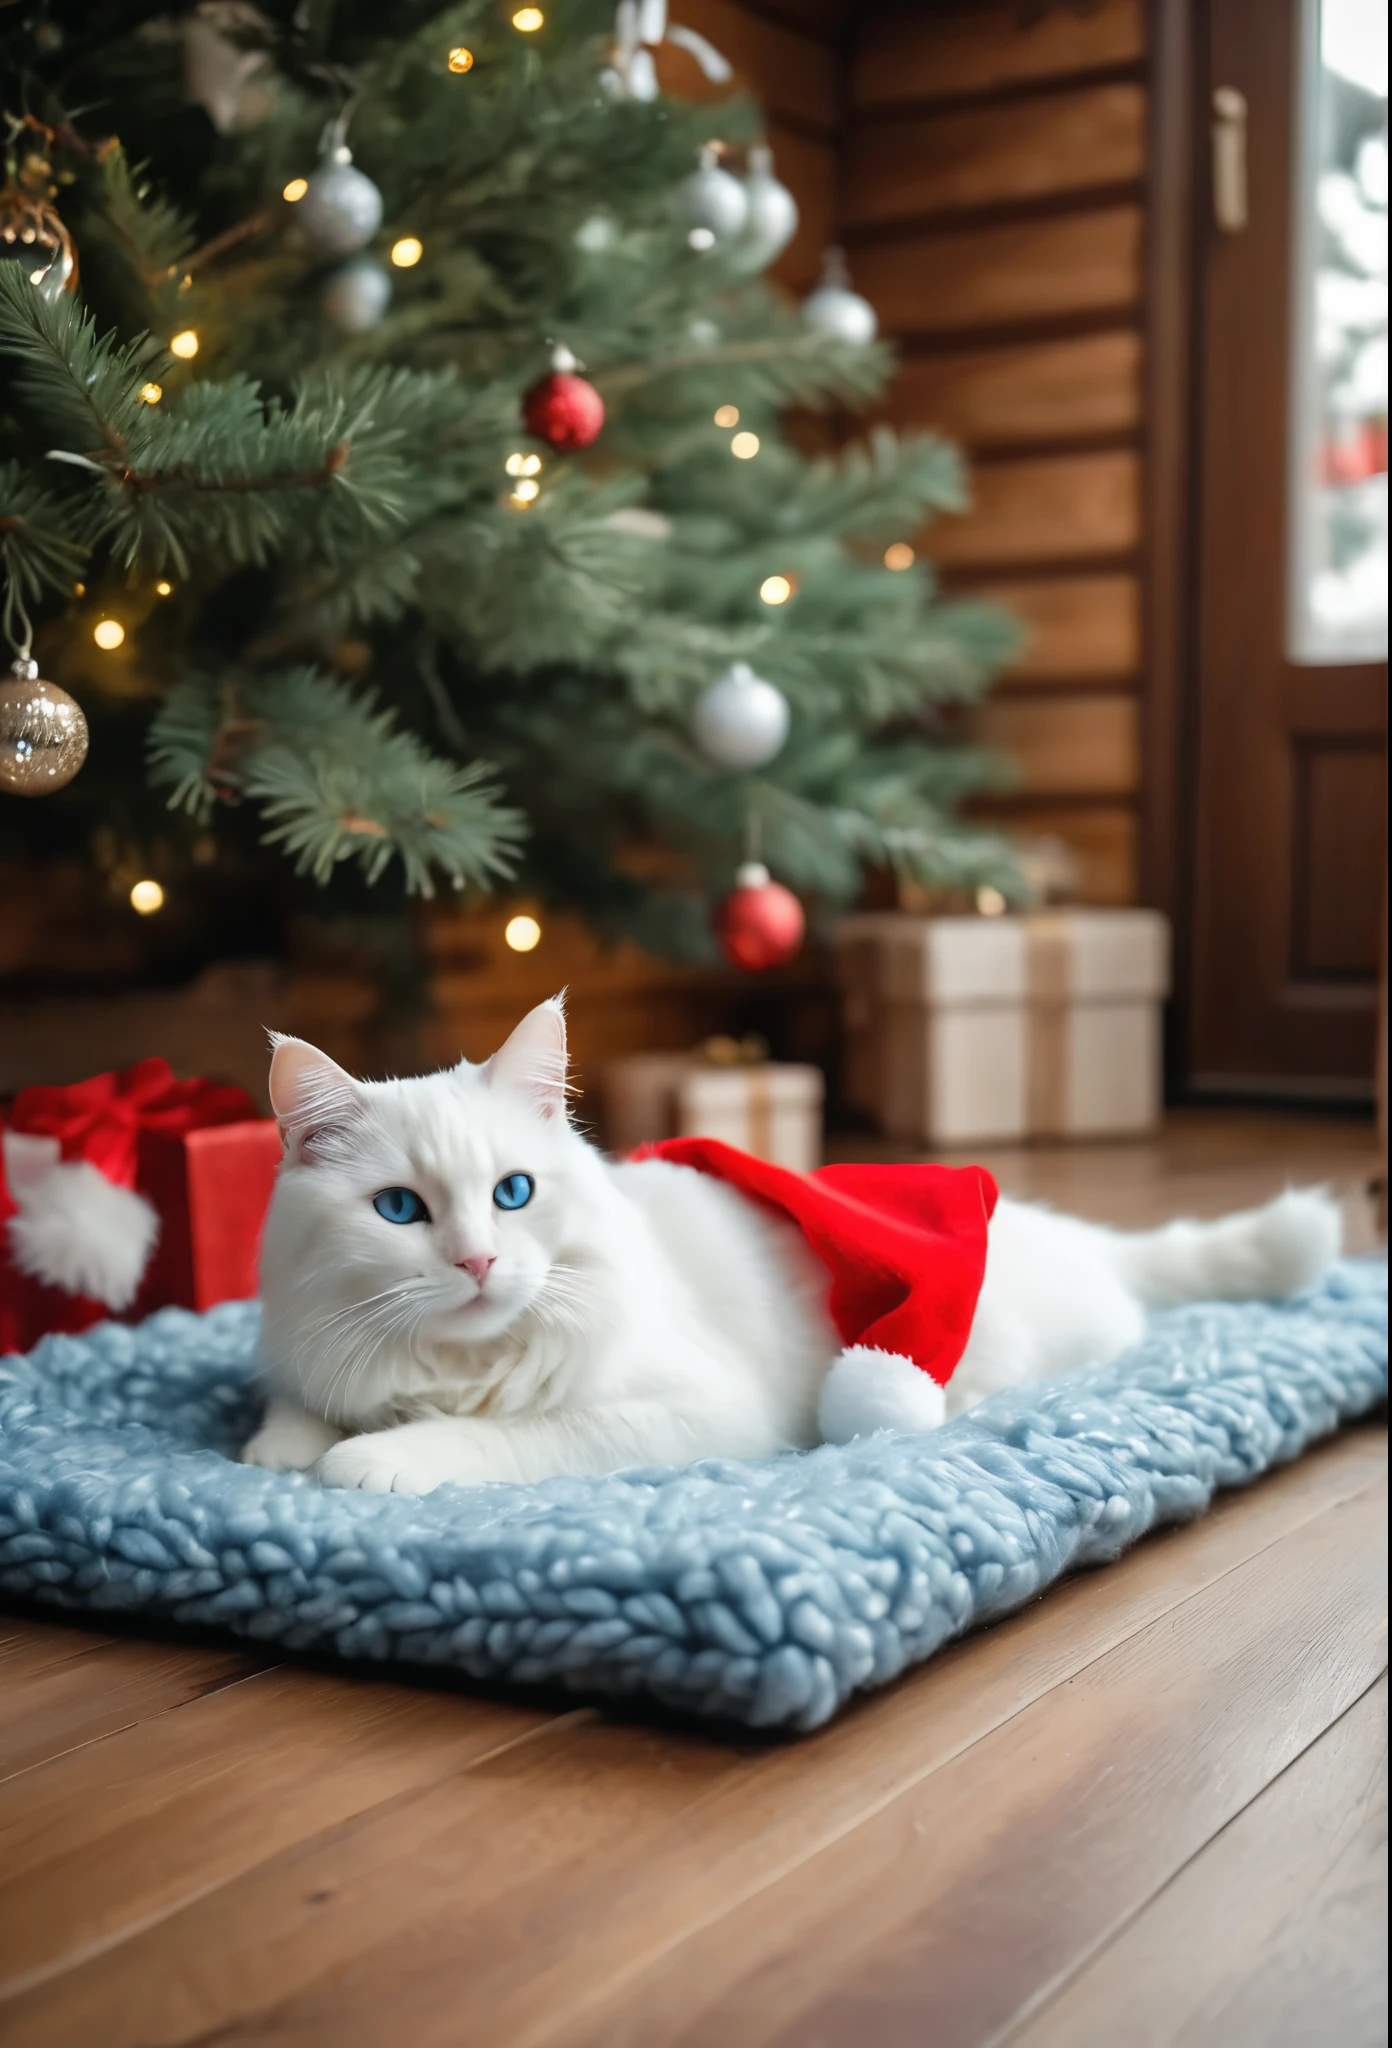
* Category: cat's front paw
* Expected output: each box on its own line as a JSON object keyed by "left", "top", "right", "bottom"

{"left": 241, "top": 1400, "right": 343, "bottom": 1472}
{"left": 315, "top": 1433, "right": 445, "bottom": 1496}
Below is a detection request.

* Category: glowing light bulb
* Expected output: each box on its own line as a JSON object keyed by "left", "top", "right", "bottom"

{"left": 730, "top": 431, "right": 760, "bottom": 460}
{"left": 130, "top": 879, "right": 165, "bottom": 915}
{"left": 447, "top": 45, "right": 475, "bottom": 71}
{"left": 283, "top": 177, "right": 309, "bottom": 202}
{"left": 760, "top": 575, "right": 793, "bottom": 605}
{"left": 169, "top": 330, "right": 199, "bottom": 359}
{"left": 512, "top": 6, "right": 544, "bottom": 28}
{"left": 714, "top": 405, "right": 739, "bottom": 428}
{"left": 505, "top": 913, "right": 542, "bottom": 951}
{"left": 512, "top": 477, "right": 540, "bottom": 503}
{"left": 155, "top": 580, "right": 173, "bottom": 596}
{"left": 390, "top": 236, "right": 423, "bottom": 268}
{"left": 140, "top": 382, "right": 163, "bottom": 405}
{"left": 93, "top": 619, "right": 125, "bottom": 650}
{"left": 976, "top": 886, "right": 1007, "bottom": 917}
{"left": 506, "top": 452, "right": 544, "bottom": 477}
{"left": 884, "top": 542, "right": 915, "bottom": 571}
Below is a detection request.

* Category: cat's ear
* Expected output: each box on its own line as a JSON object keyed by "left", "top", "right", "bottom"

{"left": 485, "top": 995, "right": 569, "bottom": 1119}
{"left": 267, "top": 1033, "right": 361, "bottom": 1155}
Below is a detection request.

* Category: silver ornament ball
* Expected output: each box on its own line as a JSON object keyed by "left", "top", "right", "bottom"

{"left": 739, "top": 146, "right": 799, "bottom": 270}
{"left": 803, "top": 247, "right": 878, "bottom": 345}
{"left": 298, "top": 155, "right": 383, "bottom": 256}
{"left": 676, "top": 145, "right": 748, "bottom": 242}
{"left": 693, "top": 662, "right": 790, "bottom": 770}
{"left": 0, "top": 658, "right": 89, "bottom": 796}
{"left": 322, "top": 255, "right": 392, "bottom": 333}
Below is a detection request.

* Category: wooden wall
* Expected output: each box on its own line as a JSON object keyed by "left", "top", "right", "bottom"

{"left": 845, "top": 0, "right": 1150, "bottom": 905}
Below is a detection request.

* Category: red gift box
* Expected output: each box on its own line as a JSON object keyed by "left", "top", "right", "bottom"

{"left": 1, "top": 1058, "right": 282, "bottom": 1354}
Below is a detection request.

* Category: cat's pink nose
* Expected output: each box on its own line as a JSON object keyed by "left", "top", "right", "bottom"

{"left": 459, "top": 1252, "right": 496, "bottom": 1285}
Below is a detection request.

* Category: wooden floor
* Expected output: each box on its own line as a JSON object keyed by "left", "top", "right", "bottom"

{"left": 0, "top": 1113, "right": 1386, "bottom": 2047}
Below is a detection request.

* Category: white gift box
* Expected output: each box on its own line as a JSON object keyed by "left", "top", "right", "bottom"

{"left": 600, "top": 1051, "right": 824, "bottom": 1172}
{"left": 833, "top": 909, "right": 1170, "bottom": 1145}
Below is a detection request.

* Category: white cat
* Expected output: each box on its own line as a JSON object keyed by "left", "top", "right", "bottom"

{"left": 242, "top": 997, "right": 1343, "bottom": 1494}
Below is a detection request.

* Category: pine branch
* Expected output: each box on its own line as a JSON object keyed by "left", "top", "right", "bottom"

{"left": 0, "top": 462, "right": 88, "bottom": 643}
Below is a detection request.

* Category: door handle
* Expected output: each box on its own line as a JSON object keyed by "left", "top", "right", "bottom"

{"left": 1212, "top": 87, "right": 1249, "bottom": 233}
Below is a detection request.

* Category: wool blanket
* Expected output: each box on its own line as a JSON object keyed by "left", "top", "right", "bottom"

{"left": 0, "top": 1260, "right": 1384, "bottom": 1731}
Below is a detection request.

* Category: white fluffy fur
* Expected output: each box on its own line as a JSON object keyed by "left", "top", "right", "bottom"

{"left": 243, "top": 998, "right": 1344, "bottom": 1493}
{"left": 5, "top": 1155, "right": 159, "bottom": 1309}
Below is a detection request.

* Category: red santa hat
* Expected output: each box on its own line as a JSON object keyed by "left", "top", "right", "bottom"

{"left": 640, "top": 1137, "right": 998, "bottom": 1441}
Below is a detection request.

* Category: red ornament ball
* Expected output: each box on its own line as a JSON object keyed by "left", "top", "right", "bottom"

{"left": 522, "top": 371, "right": 605, "bottom": 452}
{"left": 714, "top": 862, "right": 805, "bottom": 971}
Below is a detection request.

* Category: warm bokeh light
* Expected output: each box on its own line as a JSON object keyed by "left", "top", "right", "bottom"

{"left": 93, "top": 619, "right": 125, "bottom": 650}
{"left": 512, "top": 477, "right": 540, "bottom": 502}
{"left": 155, "top": 580, "right": 173, "bottom": 596}
{"left": 390, "top": 236, "right": 423, "bottom": 268}
{"left": 505, "top": 913, "right": 542, "bottom": 951}
{"left": 282, "top": 177, "right": 309, "bottom": 202}
{"left": 714, "top": 404, "right": 740, "bottom": 428}
{"left": 687, "top": 227, "right": 716, "bottom": 251}
{"left": 759, "top": 575, "right": 793, "bottom": 605}
{"left": 447, "top": 45, "right": 475, "bottom": 71}
{"left": 976, "top": 885, "right": 1007, "bottom": 917}
{"left": 509, "top": 489, "right": 535, "bottom": 511}
{"left": 139, "top": 382, "right": 163, "bottom": 405}
{"left": 730, "top": 431, "right": 760, "bottom": 459}
{"left": 169, "top": 330, "right": 199, "bottom": 359}
{"left": 512, "top": 6, "right": 544, "bottom": 28}
{"left": 130, "top": 879, "right": 165, "bottom": 915}
{"left": 505, "top": 452, "right": 543, "bottom": 477}
{"left": 884, "top": 542, "right": 915, "bottom": 571}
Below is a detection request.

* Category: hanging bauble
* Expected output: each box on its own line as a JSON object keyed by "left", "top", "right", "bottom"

{"left": 322, "top": 255, "right": 392, "bottom": 333}
{"left": 676, "top": 145, "right": 748, "bottom": 244}
{"left": 0, "top": 658, "right": 89, "bottom": 796}
{"left": 802, "top": 246, "right": 878, "bottom": 345}
{"left": 715, "top": 862, "right": 804, "bottom": 971}
{"left": 0, "top": 158, "right": 78, "bottom": 300}
{"left": 738, "top": 145, "right": 799, "bottom": 270}
{"left": 297, "top": 147, "right": 383, "bottom": 257}
{"left": 692, "top": 661, "right": 789, "bottom": 770}
{"left": 522, "top": 344, "right": 605, "bottom": 452}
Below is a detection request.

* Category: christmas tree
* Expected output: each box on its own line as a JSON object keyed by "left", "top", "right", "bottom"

{"left": 0, "top": 0, "right": 1018, "bottom": 965}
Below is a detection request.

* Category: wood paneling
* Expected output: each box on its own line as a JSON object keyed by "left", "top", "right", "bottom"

{"left": 763, "top": 124, "right": 837, "bottom": 293}
{"left": 661, "top": 0, "right": 840, "bottom": 133}
{"left": 851, "top": 209, "right": 1144, "bottom": 339}
{"left": 978, "top": 696, "right": 1139, "bottom": 797}
{"left": 928, "top": 451, "right": 1141, "bottom": 568}
{"left": 987, "top": 575, "right": 1141, "bottom": 682}
{"left": 975, "top": 801, "right": 1139, "bottom": 906}
{"left": 883, "top": 331, "right": 1141, "bottom": 447}
{"left": 843, "top": 84, "right": 1146, "bottom": 229}
{"left": 1294, "top": 743, "right": 1388, "bottom": 978}
{"left": 852, "top": 0, "right": 1146, "bottom": 110}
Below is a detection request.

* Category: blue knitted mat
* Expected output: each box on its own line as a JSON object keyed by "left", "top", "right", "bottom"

{"left": 0, "top": 1260, "right": 1385, "bottom": 1732}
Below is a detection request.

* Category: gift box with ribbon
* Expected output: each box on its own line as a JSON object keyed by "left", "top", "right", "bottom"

{"left": 833, "top": 909, "right": 1170, "bottom": 1146}
{"left": 1, "top": 1057, "right": 281, "bottom": 1354}
{"left": 600, "top": 1036, "right": 824, "bottom": 1173}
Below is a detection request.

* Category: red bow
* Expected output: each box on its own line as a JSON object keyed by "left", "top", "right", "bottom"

{"left": 8, "top": 1059, "right": 259, "bottom": 1189}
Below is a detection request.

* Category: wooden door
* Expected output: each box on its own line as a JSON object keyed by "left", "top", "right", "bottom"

{"left": 1186, "top": 0, "right": 1387, "bottom": 1099}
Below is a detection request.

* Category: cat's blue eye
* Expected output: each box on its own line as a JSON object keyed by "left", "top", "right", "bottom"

{"left": 373, "top": 1186, "right": 430, "bottom": 1226}
{"left": 493, "top": 1173, "right": 535, "bottom": 1212}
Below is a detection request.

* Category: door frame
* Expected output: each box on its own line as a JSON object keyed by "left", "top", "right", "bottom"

{"left": 1141, "top": 0, "right": 1386, "bottom": 1104}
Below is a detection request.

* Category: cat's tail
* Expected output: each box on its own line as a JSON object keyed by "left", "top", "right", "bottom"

{"left": 1101, "top": 1187, "right": 1343, "bottom": 1311}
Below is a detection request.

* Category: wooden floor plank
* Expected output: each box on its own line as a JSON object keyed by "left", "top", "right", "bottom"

{"left": 0, "top": 1619, "right": 120, "bottom": 1682}
{"left": 1010, "top": 1675, "right": 1388, "bottom": 2048}
{"left": 0, "top": 1637, "right": 271, "bottom": 1786}
{"left": 554, "top": 1481, "right": 1386, "bottom": 2048}
{"left": 0, "top": 1669, "right": 568, "bottom": 1998}
{"left": 2, "top": 1433, "right": 1380, "bottom": 2048}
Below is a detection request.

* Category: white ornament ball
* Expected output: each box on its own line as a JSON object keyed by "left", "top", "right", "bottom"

{"left": 298, "top": 155, "right": 383, "bottom": 256}
{"left": 803, "top": 281, "right": 878, "bottom": 345}
{"left": 740, "top": 146, "right": 799, "bottom": 269}
{"left": 322, "top": 256, "right": 392, "bottom": 333}
{"left": 693, "top": 662, "right": 790, "bottom": 770}
{"left": 676, "top": 146, "right": 748, "bottom": 243}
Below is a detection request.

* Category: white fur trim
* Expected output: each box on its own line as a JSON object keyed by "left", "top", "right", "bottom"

{"left": 818, "top": 1345, "right": 947, "bottom": 1444}
{"left": 6, "top": 1159, "right": 159, "bottom": 1310}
